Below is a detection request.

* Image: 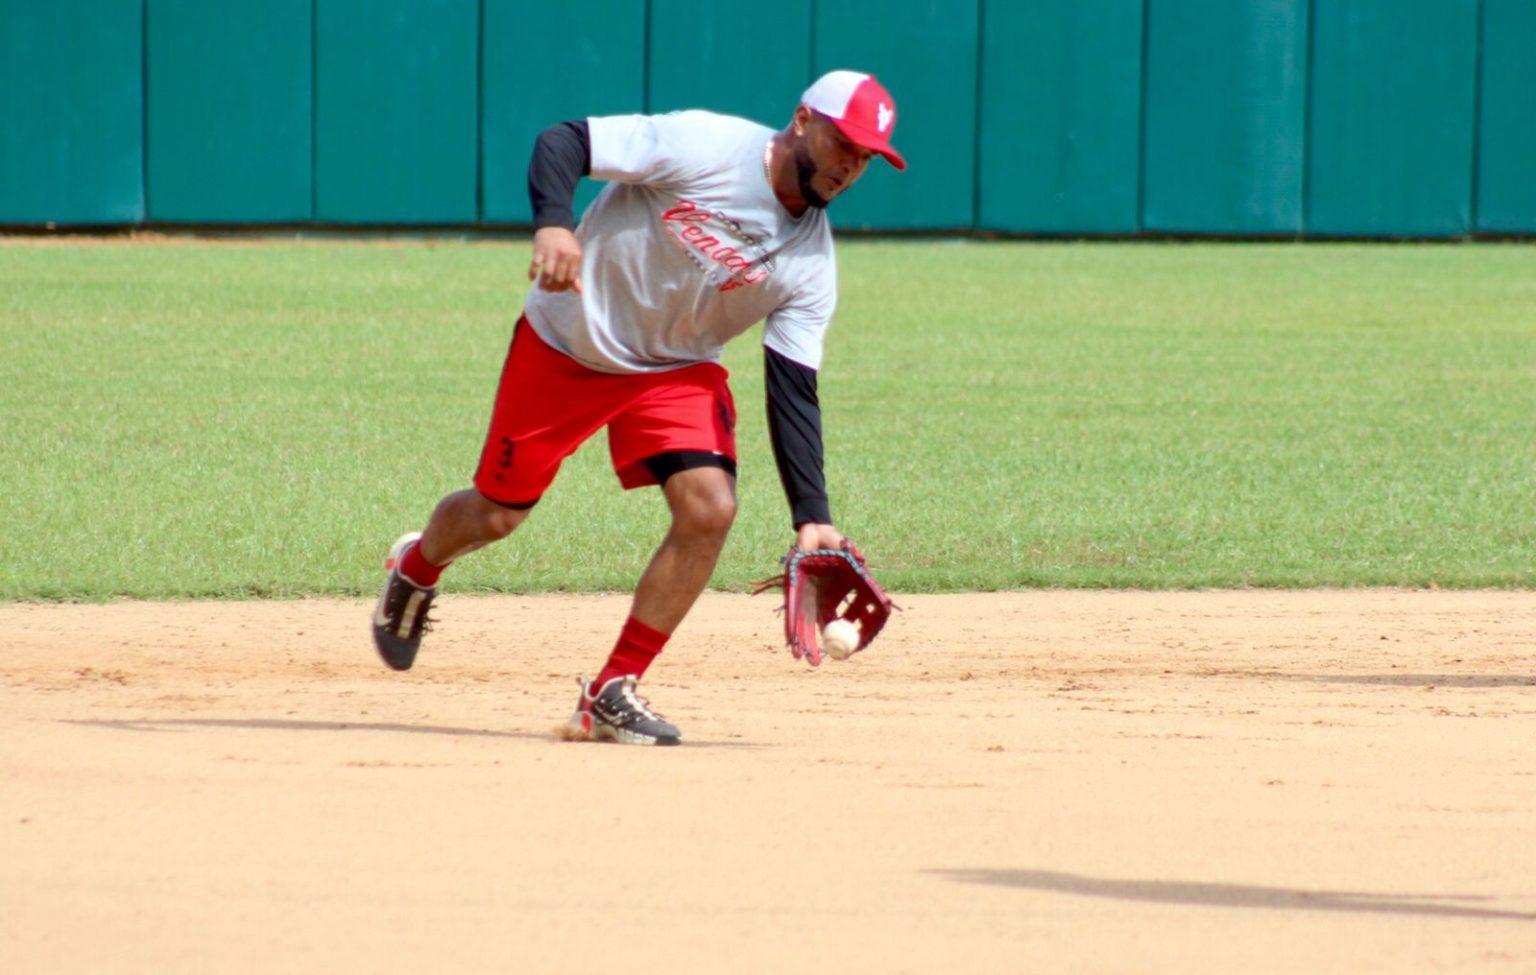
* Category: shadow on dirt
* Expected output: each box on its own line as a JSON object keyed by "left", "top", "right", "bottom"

{"left": 66, "top": 717, "right": 762, "bottom": 749}
{"left": 929, "top": 869, "right": 1536, "bottom": 920}
{"left": 1220, "top": 672, "right": 1536, "bottom": 689}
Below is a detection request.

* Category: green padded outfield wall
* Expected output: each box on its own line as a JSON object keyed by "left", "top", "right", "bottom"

{"left": 0, "top": 0, "right": 143, "bottom": 224}
{"left": 1143, "top": 0, "right": 1308, "bottom": 234}
{"left": 146, "top": 0, "right": 312, "bottom": 223}
{"left": 481, "top": 0, "right": 645, "bottom": 224}
{"left": 7, "top": 0, "right": 1536, "bottom": 236}
{"left": 812, "top": 0, "right": 978, "bottom": 231}
{"left": 1476, "top": 0, "right": 1536, "bottom": 233}
{"left": 978, "top": 0, "right": 1141, "bottom": 234}
{"left": 314, "top": 0, "right": 477, "bottom": 223}
{"left": 648, "top": 1, "right": 812, "bottom": 127}
{"left": 1307, "top": 0, "right": 1479, "bottom": 237}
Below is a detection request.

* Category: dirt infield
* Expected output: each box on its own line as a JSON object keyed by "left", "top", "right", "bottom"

{"left": 3, "top": 591, "right": 1534, "bottom": 973}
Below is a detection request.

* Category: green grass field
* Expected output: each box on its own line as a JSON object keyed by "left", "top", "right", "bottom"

{"left": 1, "top": 237, "right": 1532, "bottom": 598}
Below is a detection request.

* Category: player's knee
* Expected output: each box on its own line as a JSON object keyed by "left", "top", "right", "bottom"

{"left": 675, "top": 486, "right": 737, "bottom": 539}
{"left": 484, "top": 508, "right": 524, "bottom": 540}
{"left": 471, "top": 493, "right": 530, "bottom": 540}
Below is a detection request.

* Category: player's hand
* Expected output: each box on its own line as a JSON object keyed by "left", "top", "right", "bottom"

{"left": 530, "top": 227, "right": 583, "bottom": 293}
{"left": 796, "top": 522, "right": 844, "bottom": 552}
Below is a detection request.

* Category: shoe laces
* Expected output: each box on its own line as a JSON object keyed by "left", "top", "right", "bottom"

{"left": 619, "top": 678, "right": 664, "bottom": 722}
{"left": 387, "top": 574, "right": 437, "bottom": 635}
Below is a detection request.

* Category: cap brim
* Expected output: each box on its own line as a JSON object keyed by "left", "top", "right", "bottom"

{"left": 828, "top": 116, "right": 907, "bottom": 171}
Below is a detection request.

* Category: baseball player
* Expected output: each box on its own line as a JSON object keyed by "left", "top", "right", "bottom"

{"left": 372, "top": 70, "right": 905, "bottom": 745}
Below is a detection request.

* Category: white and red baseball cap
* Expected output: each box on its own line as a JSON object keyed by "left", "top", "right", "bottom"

{"left": 800, "top": 70, "right": 906, "bottom": 171}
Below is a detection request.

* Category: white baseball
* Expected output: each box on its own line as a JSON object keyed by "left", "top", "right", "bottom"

{"left": 822, "top": 619, "right": 860, "bottom": 661}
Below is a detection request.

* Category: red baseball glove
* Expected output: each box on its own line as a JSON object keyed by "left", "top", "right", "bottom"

{"left": 752, "top": 542, "right": 897, "bottom": 666}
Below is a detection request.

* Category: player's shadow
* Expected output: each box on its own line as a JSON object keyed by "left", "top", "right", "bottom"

{"left": 68, "top": 718, "right": 762, "bottom": 749}
{"left": 928, "top": 869, "right": 1536, "bottom": 921}
{"left": 1225, "top": 671, "right": 1536, "bottom": 689}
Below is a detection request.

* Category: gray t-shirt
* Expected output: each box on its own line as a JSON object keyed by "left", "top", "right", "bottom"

{"left": 523, "top": 111, "right": 837, "bottom": 374}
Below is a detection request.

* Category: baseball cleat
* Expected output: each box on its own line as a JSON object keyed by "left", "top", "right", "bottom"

{"left": 371, "top": 531, "right": 437, "bottom": 671}
{"left": 564, "top": 675, "right": 681, "bottom": 746}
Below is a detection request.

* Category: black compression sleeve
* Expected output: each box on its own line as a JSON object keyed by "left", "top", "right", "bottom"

{"left": 765, "top": 346, "right": 832, "bottom": 528}
{"left": 527, "top": 120, "right": 591, "bottom": 230}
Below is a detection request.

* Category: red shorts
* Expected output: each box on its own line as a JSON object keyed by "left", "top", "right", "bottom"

{"left": 473, "top": 317, "right": 737, "bottom": 507}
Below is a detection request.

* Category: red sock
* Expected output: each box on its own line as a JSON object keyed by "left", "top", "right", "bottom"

{"left": 398, "top": 540, "right": 446, "bottom": 588}
{"left": 592, "top": 616, "right": 670, "bottom": 692}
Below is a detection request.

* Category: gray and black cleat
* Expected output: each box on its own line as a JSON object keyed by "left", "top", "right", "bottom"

{"left": 566, "top": 675, "right": 682, "bottom": 746}
{"left": 371, "top": 531, "right": 437, "bottom": 671}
